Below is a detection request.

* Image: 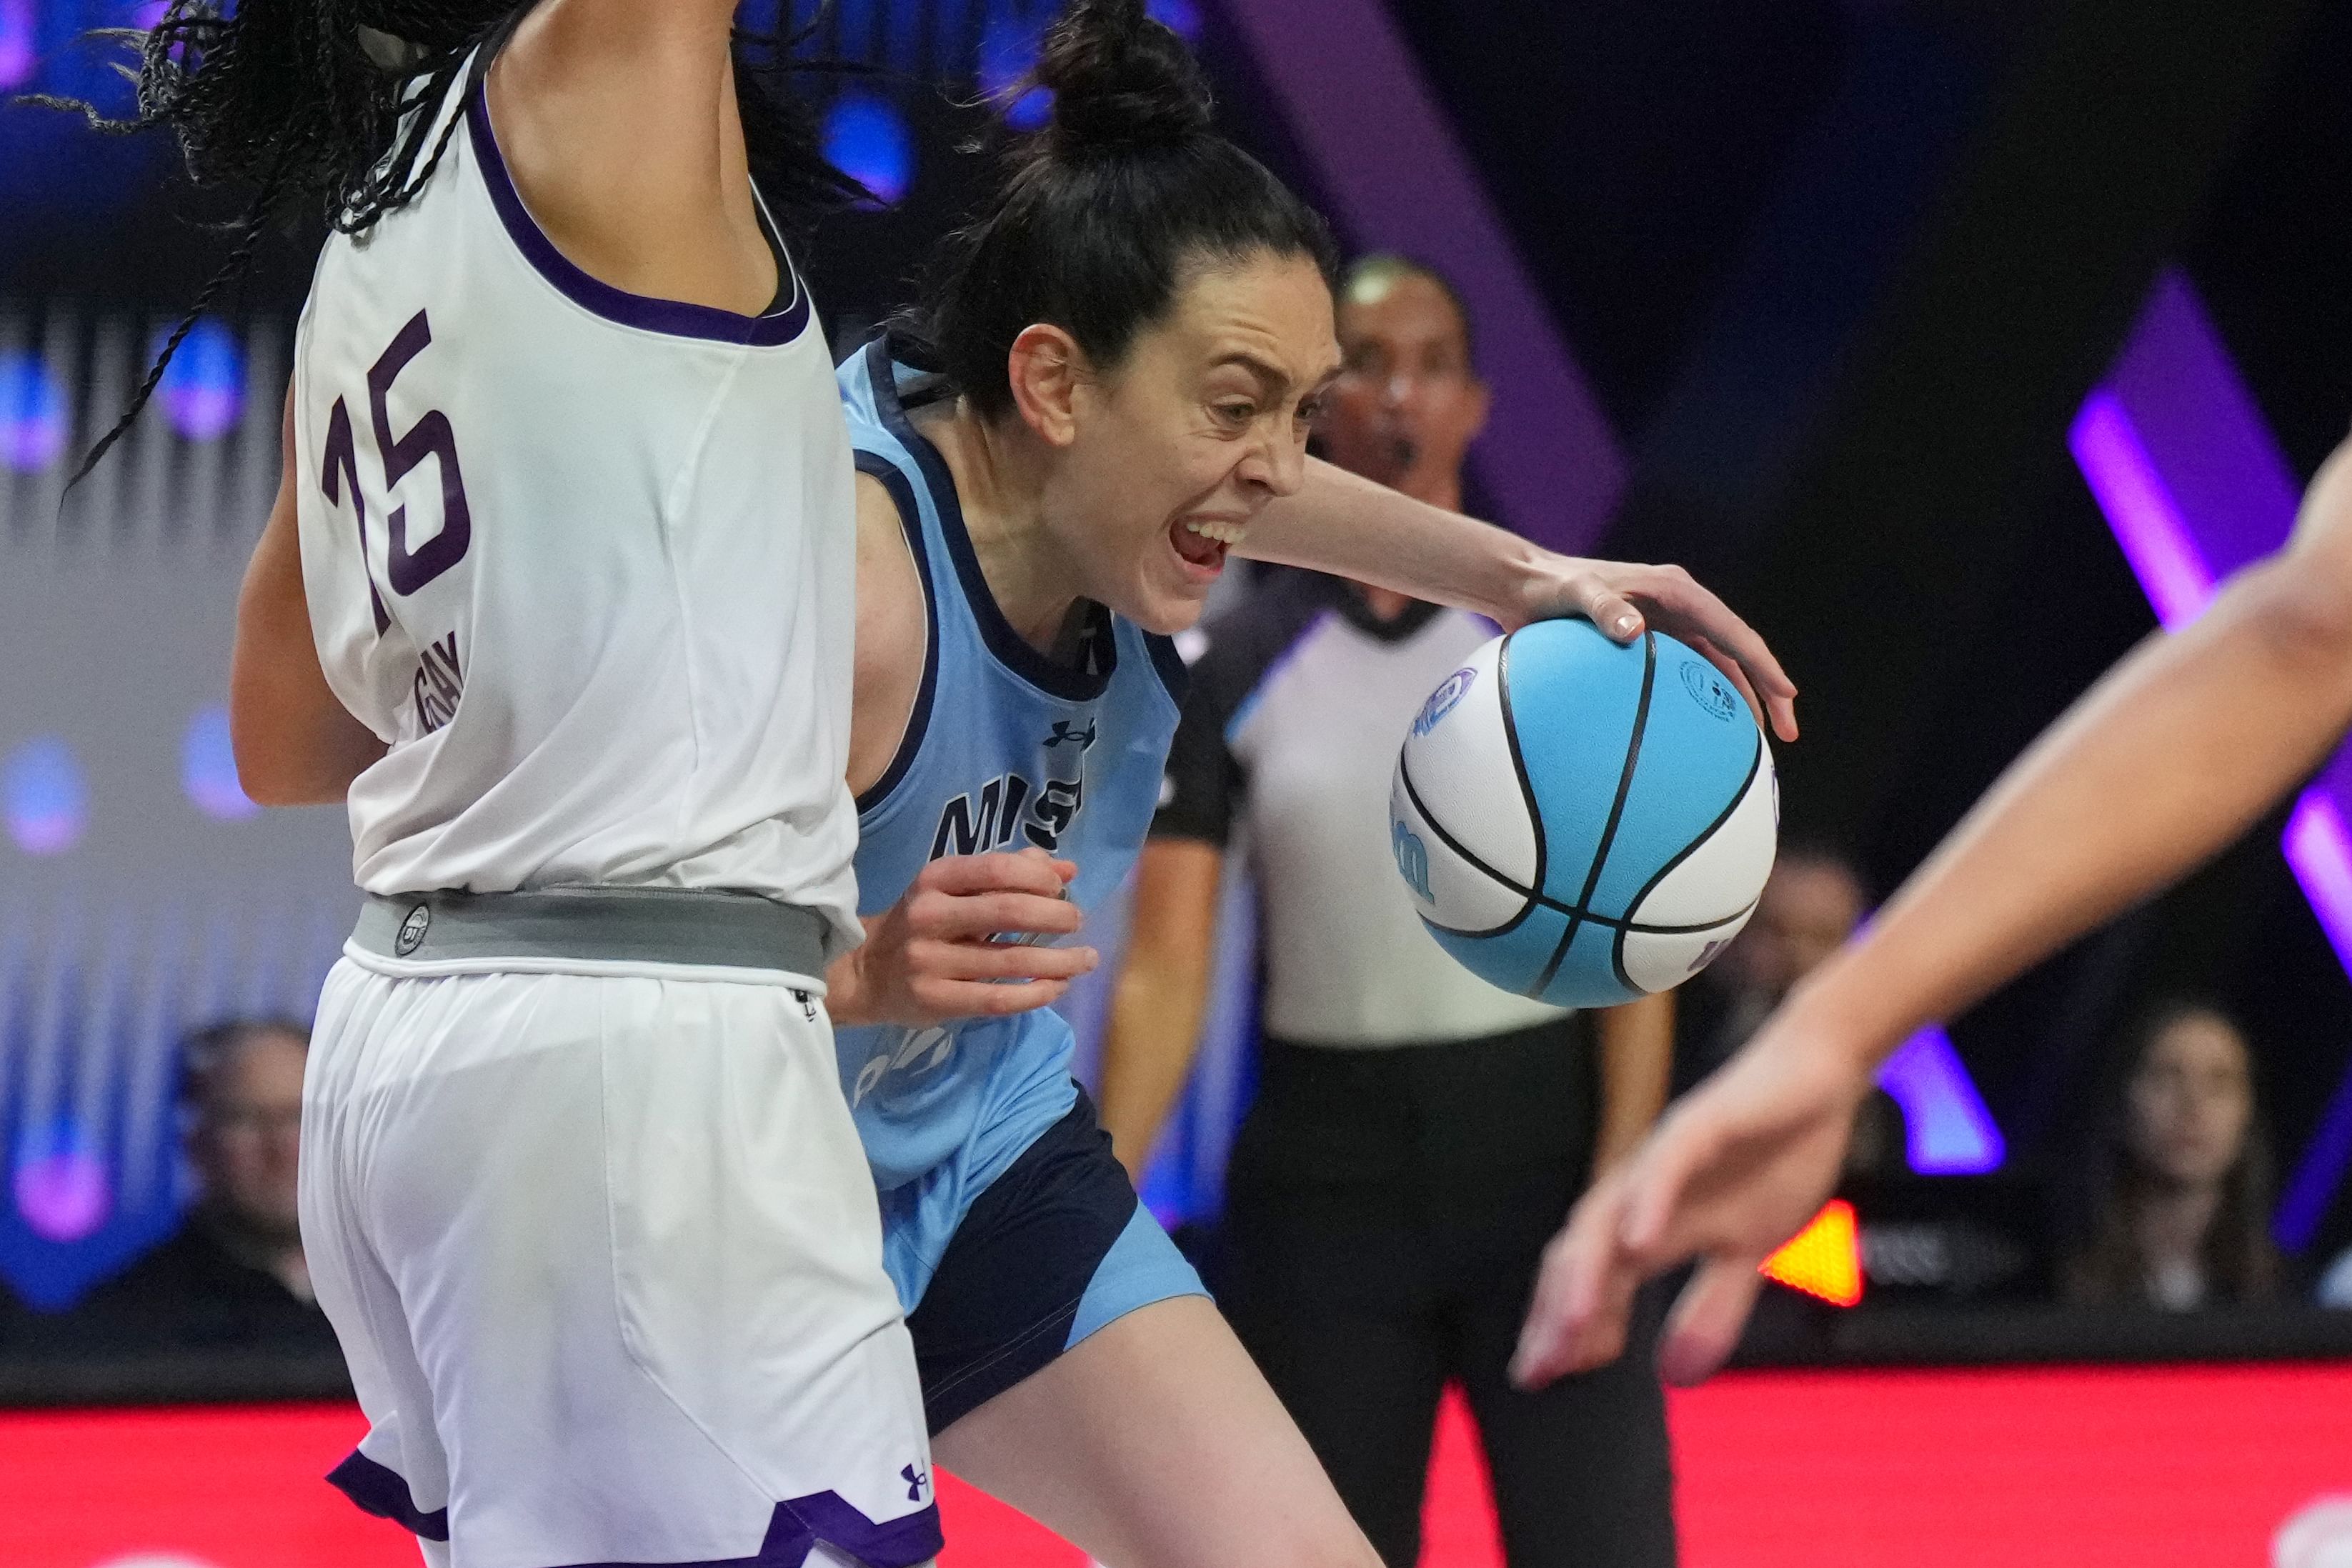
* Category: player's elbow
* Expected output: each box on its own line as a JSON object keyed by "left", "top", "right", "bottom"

{"left": 232, "top": 742, "right": 312, "bottom": 808}
{"left": 239, "top": 775, "right": 313, "bottom": 809}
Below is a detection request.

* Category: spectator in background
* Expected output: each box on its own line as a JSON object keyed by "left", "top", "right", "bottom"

{"left": 1099, "top": 254, "right": 1677, "bottom": 1568}
{"left": 1673, "top": 844, "right": 1868, "bottom": 1098}
{"left": 69, "top": 1019, "right": 340, "bottom": 1356}
{"left": 2063, "top": 1001, "right": 2281, "bottom": 1310}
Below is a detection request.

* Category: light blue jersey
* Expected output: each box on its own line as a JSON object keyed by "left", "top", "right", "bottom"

{"left": 837, "top": 336, "right": 1187, "bottom": 1305}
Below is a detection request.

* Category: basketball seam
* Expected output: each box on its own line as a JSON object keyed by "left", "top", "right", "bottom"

{"left": 1610, "top": 731, "right": 1765, "bottom": 992}
{"left": 1397, "top": 752, "right": 1541, "bottom": 938}
{"left": 1495, "top": 630, "right": 1548, "bottom": 915}
{"left": 1421, "top": 902, "right": 1759, "bottom": 939}
{"left": 1530, "top": 631, "right": 1656, "bottom": 999}
{"left": 1404, "top": 631, "right": 1758, "bottom": 997}
{"left": 1400, "top": 751, "right": 1760, "bottom": 934}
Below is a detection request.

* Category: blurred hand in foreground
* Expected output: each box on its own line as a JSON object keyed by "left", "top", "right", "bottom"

{"left": 1510, "top": 997, "right": 1873, "bottom": 1389}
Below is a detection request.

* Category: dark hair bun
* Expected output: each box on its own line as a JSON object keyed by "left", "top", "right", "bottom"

{"left": 1035, "top": 0, "right": 1213, "bottom": 156}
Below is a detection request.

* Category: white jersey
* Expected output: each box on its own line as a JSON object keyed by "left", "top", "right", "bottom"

{"left": 293, "top": 58, "right": 859, "bottom": 952}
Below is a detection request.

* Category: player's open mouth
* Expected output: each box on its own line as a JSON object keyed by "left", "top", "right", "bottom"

{"left": 1173, "top": 516, "right": 1245, "bottom": 577}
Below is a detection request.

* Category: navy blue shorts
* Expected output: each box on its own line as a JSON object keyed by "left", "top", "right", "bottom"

{"left": 903, "top": 1089, "right": 1206, "bottom": 1434}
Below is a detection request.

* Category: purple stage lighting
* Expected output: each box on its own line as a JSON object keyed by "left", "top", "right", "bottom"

{"left": 5, "top": 736, "right": 87, "bottom": 857}
{"left": 12, "top": 1123, "right": 109, "bottom": 1244}
{"left": 823, "top": 93, "right": 914, "bottom": 208}
{"left": 156, "top": 316, "right": 244, "bottom": 443}
{"left": 0, "top": 0, "right": 32, "bottom": 94}
{"left": 2286, "top": 796, "right": 2352, "bottom": 967}
{"left": 2068, "top": 391, "right": 2215, "bottom": 629}
{"left": 1876, "top": 1026, "right": 2007, "bottom": 1174}
{"left": 2070, "top": 268, "right": 2352, "bottom": 1252}
{"left": 979, "top": 7, "right": 1052, "bottom": 130}
{"left": 0, "top": 349, "right": 69, "bottom": 473}
{"left": 1147, "top": 0, "right": 1202, "bottom": 39}
{"left": 1002, "top": 86, "right": 1053, "bottom": 131}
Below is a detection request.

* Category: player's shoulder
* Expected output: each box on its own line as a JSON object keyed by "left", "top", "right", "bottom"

{"left": 837, "top": 328, "right": 952, "bottom": 441}
{"left": 835, "top": 334, "right": 892, "bottom": 436}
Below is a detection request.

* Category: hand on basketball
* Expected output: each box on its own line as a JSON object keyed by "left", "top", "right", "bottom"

{"left": 1510, "top": 1009, "right": 1870, "bottom": 1390}
{"left": 828, "top": 849, "right": 1095, "bottom": 1028}
{"left": 1519, "top": 559, "right": 1800, "bottom": 744}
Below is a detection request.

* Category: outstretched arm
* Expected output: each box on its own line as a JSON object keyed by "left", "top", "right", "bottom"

{"left": 1240, "top": 457, "right": 1800, "bottom": 742}
{"left": 1512, "top": 431, "right": 2352, "bottom": 1391}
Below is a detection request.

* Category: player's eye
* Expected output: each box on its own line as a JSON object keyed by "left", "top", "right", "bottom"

{"left": 1215, "top": 401, "right": 1257, "bottom": 426}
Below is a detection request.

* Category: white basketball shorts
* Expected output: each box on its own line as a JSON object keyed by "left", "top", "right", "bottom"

{"left": 301, "top": 955, "right": 940, "bottom": 1568}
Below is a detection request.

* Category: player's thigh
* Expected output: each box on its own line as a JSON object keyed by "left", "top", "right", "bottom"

{"left": 304, "top": 963, "right": 455, "bottom": 1535}
{"left": 933, "top": 1294, "right": 1379, "bottom": 1568}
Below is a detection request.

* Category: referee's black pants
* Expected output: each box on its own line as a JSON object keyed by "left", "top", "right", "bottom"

{"left": 1220, "top": 1022, "right": 1676, "bottom": 1568}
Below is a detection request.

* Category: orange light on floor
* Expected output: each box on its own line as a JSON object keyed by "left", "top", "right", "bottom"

{"left": 1759, "top": 1199, "right": 1863, "bottom": 1307}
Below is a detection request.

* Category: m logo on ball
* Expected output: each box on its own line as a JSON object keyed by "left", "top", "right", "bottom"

{"left": 1391, "top": 819, "right": 1434, "bottom": 902}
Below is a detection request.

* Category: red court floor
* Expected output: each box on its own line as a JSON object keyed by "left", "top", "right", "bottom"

{"left": 2, "top": 1364, "right": 2347, "bottom": 1567}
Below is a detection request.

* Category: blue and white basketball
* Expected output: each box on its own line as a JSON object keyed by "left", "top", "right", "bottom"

{"left": 1388, "top": 619, "right": 1777, "bottom": 1007}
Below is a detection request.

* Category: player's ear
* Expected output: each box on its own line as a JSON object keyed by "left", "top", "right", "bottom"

{"left": 1007, "top": 324, "right": 1086, "bottom": 449}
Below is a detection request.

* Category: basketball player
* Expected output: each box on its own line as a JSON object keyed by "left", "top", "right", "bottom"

{"left": 1093, "top": 254, "right": 1678, "bottom": 1568}
{"left": 1509, "top": 411, "right": 2352, "bottom": 1393}
{"left": 115, "top": 4, "right": 938, "bottom": 1563}
{"left": 813, "top": 6, "right": 1790, "bottom": 1564}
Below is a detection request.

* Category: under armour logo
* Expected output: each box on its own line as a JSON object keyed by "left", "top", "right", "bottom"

{"left": 1045, "top": 720, "right": 1097, "bottom": 751}
{"left": 902, "top": 1463, "right": 930, "bottom": 1502}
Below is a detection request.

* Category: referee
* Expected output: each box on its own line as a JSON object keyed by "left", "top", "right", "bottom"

{"left": 1098, "top": 256, "right": 1678, "bottom": 1568}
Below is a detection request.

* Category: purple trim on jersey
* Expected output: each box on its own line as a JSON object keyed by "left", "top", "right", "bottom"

{"left": 327, "top": 1448, "right": 944, "bottom": 1567}
{"left": 463, "top": 82, "right": 812, "bottom": 348}
{"left": 328, "top": 1449, "right": 451, "bottom": 1541}
{"left": 747, "top": 1490, "right": 946, "bottom": 1568}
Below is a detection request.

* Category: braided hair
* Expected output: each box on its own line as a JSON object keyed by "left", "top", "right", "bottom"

{"left": 34, "top": 1, "right": 862, "bottom": 482}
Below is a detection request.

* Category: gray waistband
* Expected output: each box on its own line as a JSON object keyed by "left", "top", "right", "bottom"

{"left": 353, "top": 889, "right": 830, "bottom": 979}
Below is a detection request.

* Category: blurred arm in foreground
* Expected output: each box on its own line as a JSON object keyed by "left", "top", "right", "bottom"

{"left": 1513, "top": 430, "right": 2352, "bottom": 1390}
